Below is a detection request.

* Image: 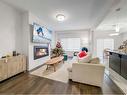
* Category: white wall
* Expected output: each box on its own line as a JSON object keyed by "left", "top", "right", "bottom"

{"left": 0, "top": 1, "right": 54, "bottom": 71}
{"left": 22, "top": 12, "right": 29, "bottom": 57}
{"left": 93, "top": 30, "right": 123, "bottom": 57}
{"left": 122, "top": 32, "right": 127, "bottom": 41}
{"left": 0, "top": 1, "right": 23, "bottom": 56}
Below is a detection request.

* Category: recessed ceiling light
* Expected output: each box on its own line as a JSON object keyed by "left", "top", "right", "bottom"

{"left": 56, "top": 14, "right": 65, "bottom": 22}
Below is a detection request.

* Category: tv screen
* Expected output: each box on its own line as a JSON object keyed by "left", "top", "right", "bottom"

{"left": 33, "top": 23, "right": 52, "bottom": 43}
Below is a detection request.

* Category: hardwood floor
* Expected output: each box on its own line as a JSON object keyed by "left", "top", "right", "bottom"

{"left": 0, "top": 72, "right": 124, "bottom": 95}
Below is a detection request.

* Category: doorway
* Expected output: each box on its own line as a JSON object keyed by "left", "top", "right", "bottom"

{"left": 97, "top": 39, "right": 114, "bottom": 63}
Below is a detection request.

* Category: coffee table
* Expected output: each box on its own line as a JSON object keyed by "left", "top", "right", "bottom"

{"left": 45, "top": 56, "right": 64, "bottom": 71}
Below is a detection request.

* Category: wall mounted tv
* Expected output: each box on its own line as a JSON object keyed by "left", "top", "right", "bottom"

{"left": 32, "top": 23, "right": 52, "bottom": 43}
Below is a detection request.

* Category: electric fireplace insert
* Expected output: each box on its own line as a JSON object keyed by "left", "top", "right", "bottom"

{"left": 34, "top": 46, "right": 49, "bottom": 60}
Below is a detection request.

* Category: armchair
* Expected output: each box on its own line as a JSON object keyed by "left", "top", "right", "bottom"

{"left": 68, "top": 58, "right": 105, "bottom": 87}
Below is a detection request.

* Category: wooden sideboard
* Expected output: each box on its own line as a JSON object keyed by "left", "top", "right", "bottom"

{"left": 0, "top": 55, "right": 26, "bottom": 82}
{"left": 109, "top": 51, "right": 127, "bottom": 80}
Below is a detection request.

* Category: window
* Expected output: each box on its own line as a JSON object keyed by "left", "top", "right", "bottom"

{"left": 61, "top": 38, "right": 80, "bottom": 51}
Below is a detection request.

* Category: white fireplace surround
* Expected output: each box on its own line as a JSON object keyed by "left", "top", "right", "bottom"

{"left": 22, "top": 12, "right": 52, "bottom": 71}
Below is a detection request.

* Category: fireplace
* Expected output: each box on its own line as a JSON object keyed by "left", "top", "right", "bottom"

{"left": 34, "top": 46, "right": 49, "bottom": 60}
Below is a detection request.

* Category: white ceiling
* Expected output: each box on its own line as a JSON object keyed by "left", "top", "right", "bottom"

{"left": 2, "top": 0, "right": 117, "bottom": 31}
{"left": 96, "top": 0, "right": 127, "bottom": 33}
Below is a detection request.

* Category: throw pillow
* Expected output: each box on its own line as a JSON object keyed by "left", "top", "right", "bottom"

{"left": 78, "top": 53, "right": 92, "bottom": 63}
{"left": 78, "top": 51, "right": 87, "bottom": 58}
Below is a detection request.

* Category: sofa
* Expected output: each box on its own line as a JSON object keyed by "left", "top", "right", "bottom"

{"left": 68, "top": 56, "right": 105, "bottom": 87}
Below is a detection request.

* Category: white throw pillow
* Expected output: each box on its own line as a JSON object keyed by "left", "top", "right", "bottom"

{"left": 78, "top": 53, "right": 92, "bottom": 63}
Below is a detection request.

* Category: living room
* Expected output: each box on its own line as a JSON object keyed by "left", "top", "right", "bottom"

{"left": 0, "top": 0, "right": 127, "bottom": 94}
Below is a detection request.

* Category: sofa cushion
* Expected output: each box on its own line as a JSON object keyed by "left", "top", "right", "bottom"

{"left": 89, "top": 57, "right": 100, "bottom": 64}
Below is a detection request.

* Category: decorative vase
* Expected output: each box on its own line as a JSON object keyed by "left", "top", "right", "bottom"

{"left": 13, "top": 51, "right": 16, "bottom": 56}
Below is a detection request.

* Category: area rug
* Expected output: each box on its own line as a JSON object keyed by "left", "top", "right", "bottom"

{"left": 30, "top": 60, "right": 73, "bottom": 83}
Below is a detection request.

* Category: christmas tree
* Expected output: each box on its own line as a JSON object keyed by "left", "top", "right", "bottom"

{"left": 52, "top": 41, "right": 64, "bottom": 57}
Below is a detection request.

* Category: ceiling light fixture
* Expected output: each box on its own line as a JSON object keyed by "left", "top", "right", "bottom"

{"left": 109, "top": 8, "right": 121, "bottom": 36}
{"left": 109, "top": 33, "right": 119, "bottom": 36}
{"left": 115, "top": 24, "right": 120, "bottom": 32}
{"left": 115, "top": 8, "right": 121, "bottom": 33}
{"left": 56, "top": 14, "right": 65, "bottom": 22}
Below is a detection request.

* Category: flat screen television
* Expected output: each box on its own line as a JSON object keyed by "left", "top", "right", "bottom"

{"left": 32, "top": 23, "right": 52, "bottom": 43}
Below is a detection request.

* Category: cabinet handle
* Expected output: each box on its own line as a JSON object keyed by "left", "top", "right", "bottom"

{"left": 119, "top": 54, "right": 122, "bottom": 58}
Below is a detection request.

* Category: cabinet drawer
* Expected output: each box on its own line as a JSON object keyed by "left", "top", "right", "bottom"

{"left": 109, "top": 53, "right": 121, "bottom": 74}
{"left": 0, "top": 60, "right": 8, "bottom": 81}
{"left": 121, "top": 55, "right": 127, "bottom": 79}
